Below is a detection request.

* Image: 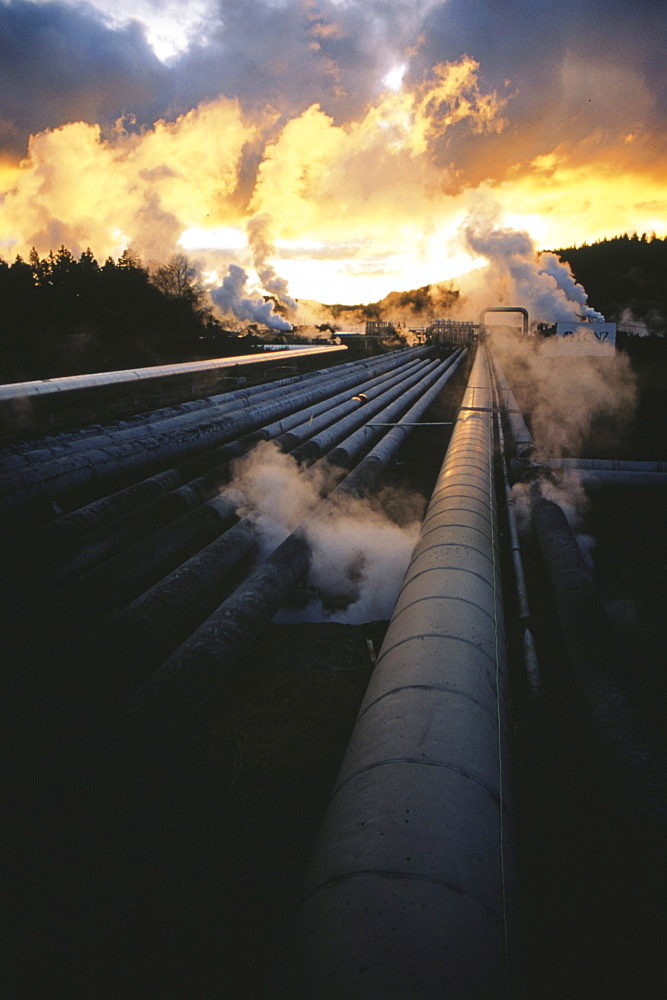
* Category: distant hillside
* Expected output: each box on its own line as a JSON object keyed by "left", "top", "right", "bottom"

{"left": 323, "top": 281, "right": 460, "bottom": 325}
{"left": 552, "top": 234, "right": 667, "bottom": 335}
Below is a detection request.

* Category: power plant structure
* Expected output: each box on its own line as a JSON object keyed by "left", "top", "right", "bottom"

{"left": 2, "top": 330, "right": 664, "bottom": 999}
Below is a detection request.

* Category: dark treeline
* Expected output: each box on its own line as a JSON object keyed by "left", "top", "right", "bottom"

{"left": 554, "top": 233, "right": 667, "bottom": 337}
{"left": 2, "top": 236, "right": 665, "bottom": 384}
{"left": 0, "top": 247, "right": 217, "bottom": 383}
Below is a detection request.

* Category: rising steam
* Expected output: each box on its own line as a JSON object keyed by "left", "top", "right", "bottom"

{"left": 209, "top": 215, "right": 296, "bottom": 331}
{"left": 210, "top": 263, "right": 293, "bottom": 331}
{"left": 460, "top": 200, "right": 604, "bottom": 323}
{"left": 246, "top": 214, "right": 297, "bottom": 313}
{"left": 229, "top": 441, "right": 422, "bottom": 624}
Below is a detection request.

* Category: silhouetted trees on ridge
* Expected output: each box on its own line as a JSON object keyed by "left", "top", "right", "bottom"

{"left": 0, "top": 246, "right": 215, "bottom": 383}
{"left": 1, "top": 235, "right": 665, "bottom": 384}
{"left": 554, "top": 233, "right": 667, "bottom": 336}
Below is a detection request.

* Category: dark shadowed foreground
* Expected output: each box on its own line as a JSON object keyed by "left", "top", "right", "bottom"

{"left": 4, "top": 357, "right": 666, "bottom": 999}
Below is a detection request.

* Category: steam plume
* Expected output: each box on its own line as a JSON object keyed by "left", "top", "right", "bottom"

{"left": 229, "top": 441, "right": 422, "bottom": 624}
{"left": 461, "top": 201, "right": 604, "bottom": 323}
{"left": 246, "top": 214, "right": 297, "bottom": 314}
{"left": 210, "top": 264, "right": 293, "bottom": 331}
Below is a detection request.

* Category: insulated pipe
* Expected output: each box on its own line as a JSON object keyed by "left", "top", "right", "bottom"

{"left": 267, "top": 358, "right": 428, "bottom": 454}
{"left": 287, "top": 361, "right": 438, "bottom": 468}
{"left": 281, "top": 360, "right": 436, "bottom": 464}
{"left": 22, "top": 490, "right": 245, "bottom": 644}
{"left": 21, "top": 357, "right": 430, "bottom": 590}
{"left": 337, "top": 349, "right": 466, "bottom": 498}
{"left": 490, "top": 353, "right": 534, "bottom": 459}
{"left": 104, "top": 356, "right": 464, "bottom": 733}
{"left": 531, "top": 494, "right": 665, "bottom": 818}
{"left": 22, "top": 351, "right": 426, "bottom": 543}
{"left": 324, "top": 351, "right": 464, "bottom": 473}
{"left": 0, "top": 349, "right": 433, "bottom": 516}
{"left": 22, "top": 359, "right": 441, "bottom": 638}
{"left": 277, "top": 346, "right": 514, "bottom": 1000}
{"left": 7, "top": 346, "right": 431, "bottom": 464}
{"left": 0, "top": 345, "right": 348, "bottom": 402}
{"left": 1, "top": 350, "right": 408, "bottom": 478}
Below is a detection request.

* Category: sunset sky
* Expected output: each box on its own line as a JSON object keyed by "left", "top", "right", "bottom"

{"left": 0, "top": 0, "right": 665, "bottom": 314}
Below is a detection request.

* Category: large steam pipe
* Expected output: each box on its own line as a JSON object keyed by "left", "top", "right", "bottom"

{"left": 0, "top": 345, "right": 348, "bottom": 403}
{"left": 21, "top": 356, "right": 430, "bottom": 592}
{"left": 277, "top": 346, "right": 514, "bottom": 999}
{"left": 0, "top": 349, "right": 434, "bottom": 517}
{"left": 21, "top": 359, "right": 444, "bottom": 641}
{"left": 20, "top": 350, "right": 432, "bottom": 543}
{"left": 490, "top": 354, "right": 534, "bottom": 459}
{"left": 8, "top": 347, "right": 431, "bottom": 465}
{"left": 105, "top": 355, "right": 463, "bottom": 735}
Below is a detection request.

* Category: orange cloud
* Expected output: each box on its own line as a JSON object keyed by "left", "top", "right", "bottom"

{"left": 0, "top": 98, "right": 258, "bottom": 262}
{"left": 0, "top": 44, "right": 665, "bottom": 308}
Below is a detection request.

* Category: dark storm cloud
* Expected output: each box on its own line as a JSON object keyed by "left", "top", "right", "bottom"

{"left": 168, "top": 0, "right": 421, "bottom": 124}
{"left": 0, "top": 0, "right": 424, "bottom": 155}
{"left": 410, "top": 0, "right": 667, "bottom": 187}
{"left": 3, "top": 0, "right": 665, "bottom": 182}
{"left": 0, "top": 0, "right": 170, "bottom": 153}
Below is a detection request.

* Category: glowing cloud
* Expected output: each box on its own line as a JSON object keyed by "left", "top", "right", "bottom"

{"left": 0, "top": 1, "right": 665, "bottom": 307}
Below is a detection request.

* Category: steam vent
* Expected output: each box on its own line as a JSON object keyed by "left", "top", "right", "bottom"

{"left": 3, "top": 329, "right": 665, "bottom": 999}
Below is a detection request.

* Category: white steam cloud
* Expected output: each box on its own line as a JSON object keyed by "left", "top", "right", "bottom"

{"left": 229, "top": 441, "right": 422, "bottom": 623}
{"left": 461, "top": 201, "right": 604, "bottom": 323}
{"left": 246, "top": 214, "right": 297, "bottom": 314}
{"left": 210, "top": 263, "right": 293, "bottom": 331}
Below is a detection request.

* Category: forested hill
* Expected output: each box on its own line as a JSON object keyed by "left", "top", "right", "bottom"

{"left": 552, "top": 234, "right": 667, "bottom": 335}
{"left": 0, "top": 248, "right": 219, "bottom": 384}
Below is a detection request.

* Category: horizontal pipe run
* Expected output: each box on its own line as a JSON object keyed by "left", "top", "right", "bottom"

{"left": 72, "top": 517, "right": 263, "bottom": 723}
{"left": 489, "top": 354, "right": 533, "bottom": 459}
{"left": 21, "top": 357, "right": 432, "bottom": 588}
{"left": 95, "top": 361, "right": 452, "bottom": 660}
{"left": 19, "top": 358, "right": 447, "bottom": 647}
{"left": 323, "top": 363, "right": 445, "bottom": 472}
{"left": 288, "top": 361, "right": 438, "bottom": 468}
{"left": 337, "top": 350, "right": 466, "bottom": 498}
{"left": 278, "top": 346, "right": 514, "bottom": 999}
{"left": 0, "top": 350, "right": 434, "bottom": 516}
{"left": 6, "top": 346, "right": 432, "bottom": 463}
{"left": 103, "top": 357, "right": 467, "bottom": 735}
{"left": 23, "top": 491, "right": 244, "bottom": 643}
{"left": 105, "top": 531, "right": 312, "bottom": 742}
{"left": 0, "top": 345, "right": 349, "bottom": 402}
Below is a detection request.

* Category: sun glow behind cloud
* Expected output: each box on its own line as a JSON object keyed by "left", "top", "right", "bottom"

{"left": 82, "top": 0, "right": 218, "bottom": 61}
{"left": 1, "top": 1, "right": 666, "bottom": 313}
